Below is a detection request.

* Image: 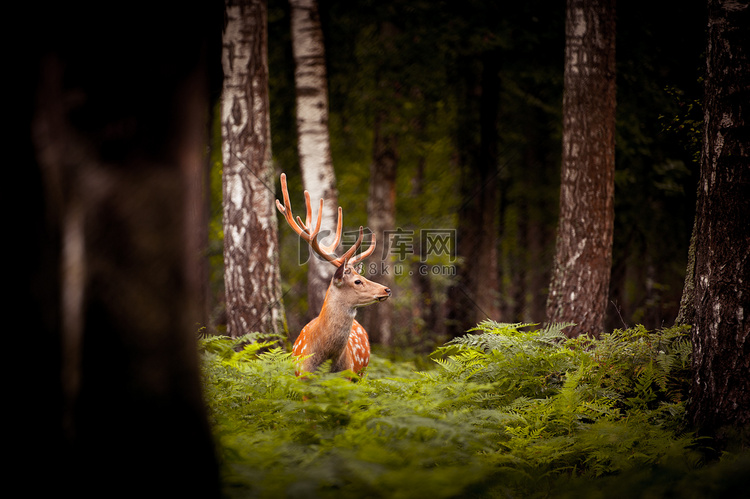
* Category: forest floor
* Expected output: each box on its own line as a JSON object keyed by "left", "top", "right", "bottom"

{"left": 200, "top": 323, "right": 749, "bottom": 498}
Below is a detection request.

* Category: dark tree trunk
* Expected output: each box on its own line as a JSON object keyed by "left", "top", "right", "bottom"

{"left": 362, "top": 111, "right": 398, "bottom": 346}
{"left": 688, "top": 0, "right": 750, "bottom": 444}
{"left": 410, "top": 158, "right": 439, "bottom": 344}
{"left": 445, "top": 50, "right": 501, "bottom": 338}
{"left": 523, "top": 135, "right": 554, "bottom": 323}
{"left": 546, "top": 0, "right": 616, "bottom": 338}
{"left": 475, "top": 50, "right": 502, "bottom": 324}
{"left": 24, "top": 1, "right": 222, "bottom": 495}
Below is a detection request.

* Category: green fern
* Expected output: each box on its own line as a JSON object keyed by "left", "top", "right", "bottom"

{"left": 197, "top": 324, "right": 746, "bottom": 499}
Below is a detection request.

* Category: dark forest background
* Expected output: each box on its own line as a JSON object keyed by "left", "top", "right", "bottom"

{"left": 21, "top": 0, "right": 746, "bottom": 496}
{"left": 206, "top": 0, "right": 705, "bottom": 346}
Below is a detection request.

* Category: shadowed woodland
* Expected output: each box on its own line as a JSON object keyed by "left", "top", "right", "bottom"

{"left": 212, "top": 0, "right": 705, "bottom": 346}
{"left": 20, "top": 0, "right": 748, "bottom": 496}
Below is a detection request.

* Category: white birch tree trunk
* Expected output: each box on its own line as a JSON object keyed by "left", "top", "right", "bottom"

{"left": 290, "top": 0, "right": 339, "bottom": 317}
{"left": 222, "top": 0, "right": 286, "bottom": 337}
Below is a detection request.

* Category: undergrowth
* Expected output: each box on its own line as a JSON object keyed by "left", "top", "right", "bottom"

{"left": 200, "top": 323, "right": 748, "bottom": 498}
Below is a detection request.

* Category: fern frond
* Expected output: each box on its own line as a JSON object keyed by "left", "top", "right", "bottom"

{"left": 200, "top": 321, "right": 708, "bottom": 499}
{"left": 535, "top": 322, "right": 576, "bottom": 345}
{"left": 468, "top": 320, "right": 537, "bottom": 335}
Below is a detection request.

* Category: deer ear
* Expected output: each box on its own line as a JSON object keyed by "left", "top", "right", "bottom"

{"left": 334, "top": 262, "right": 346, "bottom": 282}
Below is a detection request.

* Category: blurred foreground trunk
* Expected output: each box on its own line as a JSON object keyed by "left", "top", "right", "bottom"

{"left": 24, "top": 1, "right": 222, "bottom": 495}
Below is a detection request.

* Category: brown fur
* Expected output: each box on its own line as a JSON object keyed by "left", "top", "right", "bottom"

{"left": 292, "top": 263, "right": 390, "bottom": 374}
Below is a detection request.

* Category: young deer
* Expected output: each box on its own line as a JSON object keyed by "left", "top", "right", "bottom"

{"left": 276, "top": 173, "right": 391, "bottom": 376}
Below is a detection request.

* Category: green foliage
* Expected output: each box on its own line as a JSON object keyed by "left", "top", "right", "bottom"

{"left": 200, "top": 323, "right": 747, "bottom": 498}
{"left": 259, "top": 0, "right": 705, "bottom": 344}
{"left": 660, "top": 85, "right": 703, "bottom": 164}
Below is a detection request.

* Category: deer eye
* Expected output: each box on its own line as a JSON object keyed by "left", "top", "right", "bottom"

{"left": 354, "top": 280, "right": 362, "bottom": 285}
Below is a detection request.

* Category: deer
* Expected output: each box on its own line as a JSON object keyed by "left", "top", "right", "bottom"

{"left": 276, "top": 173, "right": 391, "bottom": 376}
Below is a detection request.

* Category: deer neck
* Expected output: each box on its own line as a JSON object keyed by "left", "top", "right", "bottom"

{"left": 316, "top": 286, "right": 356, "bottom": 354}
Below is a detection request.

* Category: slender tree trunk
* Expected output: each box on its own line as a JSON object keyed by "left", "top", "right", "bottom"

{"left": 524, "top": 140, "right": 553, "bottom": 323}
{"left": 186, "top": 78, "right": 213, "bottom": 333}
{"left": 363, "top": 112, "right": 398, "bottom": 346}
{"left": 446, "top": 51, "right": 501, "bottom": 337}
{"left": 26, "top": 1, "right": 222, "bottom": 495}
{"left": 688, "top": 0, "right": 750, "bottom": 443}
{"left": 475, "top": 50, "right": 502, "bottom": 324}
{"left": 410, "top": 157, "right": 438, "bottom": 344}
{"left": 222, "top": 0, "right": 286, "bottom": 337}
{"left": 359, "top": 21, "right": 401, "bottom": 346}
{"left": 546, "top": 0, "right": 616, "bottom": 338}
{"left": 523, "top": 112, "right": 557, "bottom": 324}
{"left": 289, "top": 0, "right": 339, "bottom": 316}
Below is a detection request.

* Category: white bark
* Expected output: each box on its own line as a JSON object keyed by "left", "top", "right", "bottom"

{"left": 290, "top": 0, "right": 339, "bottom": 315}
{"left": 222, "top": 0, "right": 285, "bottom": 337}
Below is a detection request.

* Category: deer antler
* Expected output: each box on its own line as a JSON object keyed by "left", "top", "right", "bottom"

{"left": 276, "top": 173, "right": 376, "bottom": 267}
